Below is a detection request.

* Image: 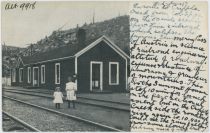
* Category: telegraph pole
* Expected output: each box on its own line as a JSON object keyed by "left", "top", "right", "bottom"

{"left": 93, "top": 9, "right": 95, "bottom": 24}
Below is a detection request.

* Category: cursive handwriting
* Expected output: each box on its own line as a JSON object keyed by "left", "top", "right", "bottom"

{"left": 5, "top": 2, "right": 36, "bottom": 11}
{"left": 130, "top": 1, "right": 208, "bottom": 132}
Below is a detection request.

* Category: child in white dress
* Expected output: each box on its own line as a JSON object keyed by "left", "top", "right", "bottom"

{"left": 65, "top": 76, "right": 77, "bottom": 108}
{"left": 53, "top": 87, "right": 63, "bottom": 109}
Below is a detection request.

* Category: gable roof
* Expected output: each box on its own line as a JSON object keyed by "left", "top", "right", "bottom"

{"left": 21, "top": 35, "right": 129, "bottom": 66}
{"left": 75, "top": 35, "right": 129, "bottom": 60}
{"left": 17, "top": 57, "right": 25, "bottom": 67}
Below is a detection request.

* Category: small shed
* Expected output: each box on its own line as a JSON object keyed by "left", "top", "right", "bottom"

{"left": 11, "top": 35, "right": 129, "bottom": 92}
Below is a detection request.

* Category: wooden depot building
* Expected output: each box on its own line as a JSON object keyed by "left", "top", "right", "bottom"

{"left": 11, "top": 31, "right": 129, "bottom": 92}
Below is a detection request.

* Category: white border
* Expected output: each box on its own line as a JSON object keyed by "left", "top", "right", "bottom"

{"left": 109, "top": 62, "right": 119, "bottom": 85}
{"left": 90, "top": 61, "right": 103, "bottom": 91}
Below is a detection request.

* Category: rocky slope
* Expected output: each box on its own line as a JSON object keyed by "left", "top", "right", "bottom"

{"left": 2, "top": 15, "right": 129, "bottom": 77}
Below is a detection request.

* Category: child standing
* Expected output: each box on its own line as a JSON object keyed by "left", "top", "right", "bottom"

{"left": 53, "top": 87, "right": 63, "bottom": 109}
{"left": 65, "top": 76, "right": 77, "bottom": 109}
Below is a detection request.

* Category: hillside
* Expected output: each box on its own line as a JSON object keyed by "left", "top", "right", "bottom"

{"left": 2, "top": 45, "right": 25, "bottom": 77}
{"left": 25, "top": 15, "right": 129, "bottom": 56}
{"left": 2, "top": 15, "right": 129, "bottom": 77}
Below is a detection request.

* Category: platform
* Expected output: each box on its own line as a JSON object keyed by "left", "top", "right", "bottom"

{"left": 3, "top": 86, "right": 130, "bottom": 104}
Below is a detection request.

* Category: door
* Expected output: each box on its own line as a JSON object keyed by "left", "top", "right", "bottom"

{"left": 90, "top": 62, "right": 103, "bottom": 91}
{"left": 33, "top": 67, "right": 39, "bottom": 87}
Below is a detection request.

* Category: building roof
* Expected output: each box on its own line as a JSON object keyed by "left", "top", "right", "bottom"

{"left": 20, "top": 35, "right": 129, "bottom": 66}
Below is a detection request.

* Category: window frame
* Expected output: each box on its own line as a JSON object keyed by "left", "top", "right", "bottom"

{"left": 12, "top": 69, "right": 16, "bottom": 82}
{"left": 27, "top": 67, "right": 31, "bottom": 83}
{"left": 19, "top": 68, "right": 23, "bottom": 83}
{"left": 41, "top": 65, "right": 45, "bottom": 84}
{"left": 109, "top": 62, "right": 119, "bottom": 85}
{"left": 32, "top": 67, "right": 39, "bottom": 86}
{"left": 55, "top": 63, "right": 60, "bottom": 84}
{"left": 90, "top": 61, "right": 103, "bottom": 91}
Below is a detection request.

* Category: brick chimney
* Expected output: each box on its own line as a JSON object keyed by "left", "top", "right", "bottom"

{"left": 76, "top": 28, "right": 86, "bottom": 49}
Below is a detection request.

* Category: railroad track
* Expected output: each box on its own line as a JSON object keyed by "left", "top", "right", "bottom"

{"left": 3, "top": 88, "right": 129, "bottom": 105}
{"left": 3, "top": 111, "right": 40, "bottom": 132}
{"left": 3, "top": 91, "right": 130, "bottom": 130}
{"left": 3, "top": 89, "right": 129, "bottom": 112}
{"left": 3, "top": 95, "right": 125, "bottom": 132}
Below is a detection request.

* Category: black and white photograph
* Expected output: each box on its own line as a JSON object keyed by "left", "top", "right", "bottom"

{"left": 2, "top": 0, "right": 209, "bottom": 132}
{"left": 1, "top": 1, "right": 130, "bottom": 131}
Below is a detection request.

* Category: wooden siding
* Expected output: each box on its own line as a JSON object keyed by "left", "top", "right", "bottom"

{"left": 12, "top": 58, "right": 75, "bottom": 91}
{"left": 77, "top": 41, "right": 126, "bottom": 92}
{"left": 11, "top": 40, "right": 128, "bottom": 93}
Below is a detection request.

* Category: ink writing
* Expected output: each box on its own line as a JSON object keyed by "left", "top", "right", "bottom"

{"left": 130, "top": 1, "right": 208, "bottom": 132}
{"left": 5, "top": 1, "right": 36, "bottom": 11}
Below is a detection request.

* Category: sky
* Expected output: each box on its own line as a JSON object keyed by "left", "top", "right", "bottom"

{"left": 1, "top": 1, "right": 129, "bottom": 47}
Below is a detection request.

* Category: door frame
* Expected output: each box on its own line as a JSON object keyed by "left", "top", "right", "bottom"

{"left": 90, "top": 61, "right": 103, "bottom": 91}
{"left": 33, "top": 67, "right": 39, "bottom": 87}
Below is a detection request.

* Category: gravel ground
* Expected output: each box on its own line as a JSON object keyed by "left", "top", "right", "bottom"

{"left": 3, "top": 98, "right": 107, "bottom": 131}
{"left": 3, "top": 92, "right": 129, "bottom": 131}
{"left": 3, "top": 114, "right": 31, "bottom": 132}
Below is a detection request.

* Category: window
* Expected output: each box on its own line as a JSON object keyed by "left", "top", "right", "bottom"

{"left": 41, "top": 65, "right": 45, "bottom": 84}
{"left": 19, "top": 68, "right": 23, "bottom": 82}
{"left": 27, "top": 67, "right": 31, "bottom": 83}
{"left": 109, "top": 62, "right": 119, "bottom": 85}
{"left": 12, "top": 69, "right": 16, "bottom": 82}
{"left": 55, "top": 63, "right": 60, "bottom": 84}
{"left": 33, "top": 67, "right": 39, "bottom": 86}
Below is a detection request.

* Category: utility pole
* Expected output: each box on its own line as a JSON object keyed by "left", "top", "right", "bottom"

{"left": 93, "top": 9, "right": 95, "bottom": 24}
{"left": 57, "top": 21, "right": 69, "bottom": 31}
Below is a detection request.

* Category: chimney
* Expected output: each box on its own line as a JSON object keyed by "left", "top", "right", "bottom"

{"left": 76, "top": 28, "right": 86, "bottom": 49}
